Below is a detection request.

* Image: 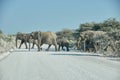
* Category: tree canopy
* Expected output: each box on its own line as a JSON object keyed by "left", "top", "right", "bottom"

{"left": 74, "top": 18, "right": 120, "bottom": 36}
{"left": 56, "top": 29, "right": 74, "bottom": 39}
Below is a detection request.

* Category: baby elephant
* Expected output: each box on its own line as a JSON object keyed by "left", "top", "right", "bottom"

{"left": 57, "top": 38, "right": 69, "bottom": 51}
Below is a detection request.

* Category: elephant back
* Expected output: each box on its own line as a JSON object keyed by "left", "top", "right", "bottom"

{"left": 16, "top": 32, "right": 26, "bottom": 40}
{"left": 40, "top": 31, "right": 57, "bottom": 44}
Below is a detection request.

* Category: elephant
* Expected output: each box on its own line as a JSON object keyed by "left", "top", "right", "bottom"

{"left": 79, "top": 30, "right": 107, "bottom": 53}
{"left": 84, "top": 38, "right": 96, "bottom": 52}
{"left": 16, "top": 32, "right": 29, "bottom": 49}
{"left": 29, "top": 31, "right": 58, "bottom": 51}
{"left": 57, "top": 37, "right": 69, "bottom": 51}
{"left": 16, "top": 32, "right": 35, "bottom": 50}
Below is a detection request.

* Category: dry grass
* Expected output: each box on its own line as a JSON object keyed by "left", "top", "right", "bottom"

{"left": 0, "top": 34, "right": 15, "bottom": 54}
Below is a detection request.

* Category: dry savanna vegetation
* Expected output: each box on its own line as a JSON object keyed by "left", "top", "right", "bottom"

{"left": 0, "top": 31, "right": 15, "bottom": 54}
{"left": 0, "top": 18, "right": 120, "bottom": 57}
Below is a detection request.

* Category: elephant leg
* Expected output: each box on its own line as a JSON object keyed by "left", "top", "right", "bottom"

{"left": 54, "top": 43, "right": 58, "bottom": 51}
{"left": 31, "top": 43, "right": 35, "bottom": 49}
{"left": 29, "top": 41, "right": 31, "bottom": 51}
{"left": 19, "top": 40, "right": 24, "bottom": 49}
{"left": 16, "top": 39, "right": 18, "bottom": 48}
{"left": 66, "top": 46, "right": 69, "bottom": 51}
{"left": 37, "top": 43, "right": 42, "bottom": 51}
{"left": 62, "top": 46, "right": 65, "bottom": 51}
{"left": 46, "top": 44, "right": 51, "bottom": 51}
{"left": 66, "top": 43, "right": 69, "bottom": 51}
{"left": 37, "top": 44, "right": 40, "bottom": 51}
{"left": 24, "top": 42, "right": 28, "bottom": 49}
{"left": 58, "top": 44, "right": 61, "bottom": 51}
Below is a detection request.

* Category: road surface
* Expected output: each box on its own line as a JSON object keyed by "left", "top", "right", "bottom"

{"left": 0, "top": 48, "right": 120, "bottom": 80}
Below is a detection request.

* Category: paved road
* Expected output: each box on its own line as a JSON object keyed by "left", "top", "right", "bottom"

{"left": 0, "top": 48, "right": 120, "bottom": 80}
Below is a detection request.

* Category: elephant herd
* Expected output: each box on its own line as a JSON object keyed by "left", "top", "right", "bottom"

{"left": 76, "top": 30, "right": 108, "bottom": 53}
{"left": 76, "top": 30, "right": 120, "bottom": 56}
{"left": 16, "top": 30, "right": 120, "bottom": 56}
{"left": 16, "top": 31, "right": 70, "bottom": 51}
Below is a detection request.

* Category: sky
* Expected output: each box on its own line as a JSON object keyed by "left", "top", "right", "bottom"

{"left": 0, "top": 0, "right": 120, "bottom": 34}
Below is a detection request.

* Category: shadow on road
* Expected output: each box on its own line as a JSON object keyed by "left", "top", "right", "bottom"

{"left": 11, "top": 49, "right": 38, "bottom": 53}
{"left": 50, "top": 53, "right": 101, "bottom": 57}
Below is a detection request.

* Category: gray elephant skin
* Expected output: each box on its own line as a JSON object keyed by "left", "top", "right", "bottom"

{"left": 57, "top": 38, "right": 69, "bottom": 51}
{"left": 29, "top": 31, "right": 58, "bottom": 51}
{"left": 16, "top": 32, "right": 35, "bottom": 50}
{"left": 16, "top": 32, "right": 30, "bottom": 49}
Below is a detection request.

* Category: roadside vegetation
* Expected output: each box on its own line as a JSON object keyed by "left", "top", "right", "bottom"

{"left": 56, "top": 18, "right": 120, "bottom": 57}
{"left": 0, "top": 18, "right": 120, "bottom": 57}
{"left": 0, "top": 30, "right": 15, "bottom": 54}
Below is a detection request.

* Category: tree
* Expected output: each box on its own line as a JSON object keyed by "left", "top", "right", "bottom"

{"left": 56, "top": 29, "right": 74, "bottom": 39}
{"left": 101, "top": 18, "right": 120, "bottom": 31}
{"left": 74, "top": 18, "right": 120, "bottom": 35}
{"left": 92, "top": 23, "right": 101, "bottom": 31}
{"left": 80, "top": 22, "right": 94, "bottom": 31}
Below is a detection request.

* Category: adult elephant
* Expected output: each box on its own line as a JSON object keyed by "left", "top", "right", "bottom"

{"left": 57, "top": 37, "right": 69, "bottom": 51}
{"left": 16, "top": 32, "right": 35, "bottom": 49}
{"left": 16, "top": 32, "right": 29, "bottom": 49}
{"left": 79, "top": 30, "right": 107, "bottom": 53}
{"left": 29, "top": 31, "right": 58, "bottom": 51}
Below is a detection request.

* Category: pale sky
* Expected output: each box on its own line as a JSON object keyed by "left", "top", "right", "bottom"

{"left": 0, "top": 0, "right": 120, "bottom": 34}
